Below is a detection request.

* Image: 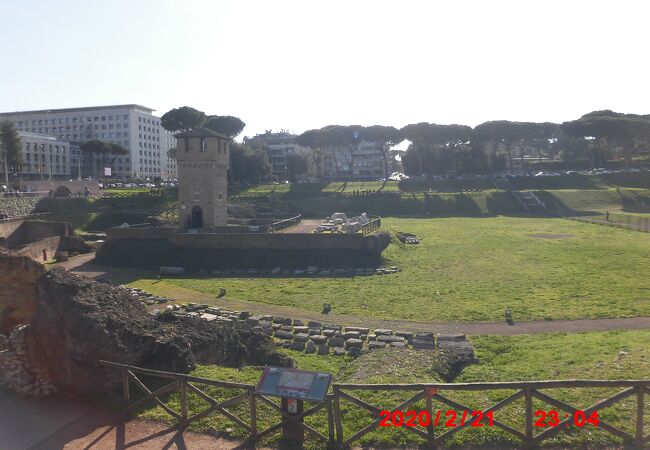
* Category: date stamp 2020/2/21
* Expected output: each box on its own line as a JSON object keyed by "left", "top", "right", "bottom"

{"left": 378, "top": 409, "right": 600, "bottom": 428}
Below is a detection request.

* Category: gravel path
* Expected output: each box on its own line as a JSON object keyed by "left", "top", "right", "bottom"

{"left": 55, "top": 254, "right": 650, "bottom": 336}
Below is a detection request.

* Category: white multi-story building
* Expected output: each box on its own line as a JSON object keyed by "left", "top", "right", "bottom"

{"left": 244, "top": 130, "right": 307, "bottom": 176}
{"left": 0, "top": 104, "right": 177, "bottom": 179}
{"left": 322, "top": 141, "right": 385, "bottom": 180}
{"left": 18, "top": 131, "right": 71, "bottom": 179}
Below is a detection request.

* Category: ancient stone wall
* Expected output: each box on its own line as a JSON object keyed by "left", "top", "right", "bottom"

{"left": 13, "top": 236, "right": 61, "bottom": 262}
{"left": 0, "top": 249, "right": 44, "bottom": 335}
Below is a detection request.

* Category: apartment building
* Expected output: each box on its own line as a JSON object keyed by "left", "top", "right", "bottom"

{"left": 0, "top": 104, "right": 177, "bottom": 179}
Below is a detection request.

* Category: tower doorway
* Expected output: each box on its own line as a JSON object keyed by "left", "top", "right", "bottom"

{"left": 191, "top": 206, "right": 203, "bottom": 228}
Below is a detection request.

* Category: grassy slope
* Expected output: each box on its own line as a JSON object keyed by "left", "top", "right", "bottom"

{"left": 145, "top": 217, "right": 650, "bottom": 322}
{"left": 138, "top": 330, "right": 650, "bottom": 448}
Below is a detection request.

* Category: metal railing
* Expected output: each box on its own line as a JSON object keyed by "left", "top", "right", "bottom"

{"left": 361, "top": 217, "right": 381, "bottom": 235}
{"left": 568, "top": 212, "right": 650, "bottom": 233}
{"left": 270, "top": 214, "right": 302, "bottom": 232}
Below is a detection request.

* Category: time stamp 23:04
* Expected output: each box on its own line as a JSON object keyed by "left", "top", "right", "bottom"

{"left": 379, "top": 409, "right": 601, "bottom": 428}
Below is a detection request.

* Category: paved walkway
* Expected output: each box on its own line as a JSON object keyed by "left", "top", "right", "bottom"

{"left": 0, "top": 388, "right": 257, "bottom": 450}
{"left": 54, "top": 254, "right": 650, "bottom": 336}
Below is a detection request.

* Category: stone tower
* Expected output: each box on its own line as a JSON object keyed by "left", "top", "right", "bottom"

{"left": 174, "top": 127, "right": 230, "bottom": 229}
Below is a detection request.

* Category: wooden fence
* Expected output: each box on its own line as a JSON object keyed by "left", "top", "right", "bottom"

{"left": 101, "top": 361, "right": 649, "bottom": 449}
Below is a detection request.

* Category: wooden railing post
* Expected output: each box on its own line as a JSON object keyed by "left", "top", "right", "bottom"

{"left": 249, "top": 389, "right": 257, "bottom": 449}
{"left": 425, "top": 391, "right": 435, "bottom": 449}
{"left": 636, "top": 386, "right": 644, "bottom": 449}
{"left": 179, "top": 378, "right": 188, "bottom": 423}
{"left": 326, "top": 395, "right": 335, "bottom": 445}
{"left": 333, "top": 386, "right": 343, "bottom": 446}
{"left": 122, "top": 368, "right": 130, "bottom": 402}
{"left": 524, "top": 388, "right": 533, "bottom": 449}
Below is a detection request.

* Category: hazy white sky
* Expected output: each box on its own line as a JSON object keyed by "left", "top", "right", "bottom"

{"left": 1, "top": 0, "right": 649, "bottom": 138}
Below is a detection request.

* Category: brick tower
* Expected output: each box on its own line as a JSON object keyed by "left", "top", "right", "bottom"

{"left": 174, "top": 127, "right": 230, "bottom": 229}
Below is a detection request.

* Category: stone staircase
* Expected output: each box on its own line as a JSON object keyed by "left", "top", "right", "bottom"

{"left": 512, "top": 190, "right": 547, "bottom": 214}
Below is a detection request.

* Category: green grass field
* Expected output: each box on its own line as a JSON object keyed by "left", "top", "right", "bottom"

{"left": 132, "top": 216, "right": 650, "bottom": 322}
{"left": 138, "top": 329, "right": 650, "bottom": 448}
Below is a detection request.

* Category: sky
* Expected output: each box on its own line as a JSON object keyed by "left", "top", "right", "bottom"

{"left": 1, "top": 0, "right": 650, "bottom": 140}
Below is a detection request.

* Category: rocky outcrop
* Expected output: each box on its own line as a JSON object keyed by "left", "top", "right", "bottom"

{"left": 0, "top": 251, "right": 291, "bottom": 396}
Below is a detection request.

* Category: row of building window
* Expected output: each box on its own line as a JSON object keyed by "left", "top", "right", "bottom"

{"left": 18, "top": 115, "right": 130, "bottom": 126}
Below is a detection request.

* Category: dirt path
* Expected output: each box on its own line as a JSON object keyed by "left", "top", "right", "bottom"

{"left": 54, "top": 254, "right": 650, "bottom": 336}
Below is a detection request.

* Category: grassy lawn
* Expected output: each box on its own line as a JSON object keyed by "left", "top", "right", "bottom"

{"left": 137, "top": 329, "right": 650, "bottom": 448}
{"left": 131, "top": 216, "right": 650, "bottom": 323}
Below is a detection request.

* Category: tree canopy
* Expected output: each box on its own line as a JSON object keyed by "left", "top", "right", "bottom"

{"left": 161, "top": 106, "right": 206, "bottom": 132}
{"left": 0, "top": 121, "right": 23, "bottom": 171}
{"left": 204, "top": 115, "right": 246, "bottom": 138}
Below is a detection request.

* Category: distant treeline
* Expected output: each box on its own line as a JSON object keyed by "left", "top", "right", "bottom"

{"left": 296, "top": 110, "right": 650, "bottom": 178}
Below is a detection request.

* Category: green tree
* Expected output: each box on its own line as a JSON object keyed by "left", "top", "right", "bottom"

{"left": 0, "top": 121, "right": 23, "bottom": 182}
{"left": 229, "top": 143, "right": 271, "bottom": 183}
{"left": 364, "top": 125, "right": 402, "bottom": 179}
{"left": 161, "top": 106, "right": 206, "bottom": 132}
{"left": 286, "top": 153, "right": 309, "bottom": 181}
{"left": 204, "top": 115, "right": 246, "bottom": 138}
{"left": 296, "top": 129, "right": 326, "bottom": 178}
{"left": 81, "top": 140, "right": 111, "bottom": 178}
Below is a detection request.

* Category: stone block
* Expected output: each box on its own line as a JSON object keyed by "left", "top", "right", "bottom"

{"left": 377, "top": 335, "right": 405, "bottom": 343}
{"left": 307, "top": 321, "right": 322, "bottom": 329}
{"left": 245, "top": 317, "right": 260, "bottom": 327}
{"left": 282, "top": 317, "right": 293, "bottom": 325}
{"left": 322, "top": 329, "right": 336, "bottom": 337}
{"left": 323, "top": 324, "right": 341, "bottom": 331}
{"left": 395, "top": 331, "right": 414, "bottom": 339}
{"left": 274, "top": 330, "right": 293, "bottom": 340}
{"left": 437, "top": 333, "right": 466, "bottom": 341}
{"left": 369, "top": 341, "right": 386, "bottom": 349}
{"left": 310, "top": 335, "right": 328, "bottom": 345}
{"left": 293, "top": 319, "right": 304, "bottom": 326}
{"left": 293, "top": 326, "right": 309, "bottom": 333}
{"left": 238, "top": 311, "right": 251, "bottom": 320}
{"left": 289, "top": 340, "right": 305, "bottom": 351}
{"left": 328, "top": 337, "right": 345, "bottom": 348}
{"left": 342, "top": 331, "right": 361, "bottom": 340}
{"left": 345, "top": 326, "right": 369, "bottom": 334}
{"left": 282, "top": 341, "right": 292, "bottom": 348}
{"left": 345, "top": 338, "right": 363, "bottom": 348}
{"left": 374, "top": 329, "right": 393, "bottom": 336}
{"left": 280, "top": 325, "right": 293, "bottom": 332}
{"left": 415, "top": 332, "right": 434, "bottom": 340}
{"left": 390, "top": 341, "right": 407, "bottom": 348}
{"left": 308, "top": 329, "right": 320, "bottom": 336}
{"left": 271, "top": 323, "right": 281, "bottom": 330}
{"left": 317, "top": 344, "right": 330, "bottom": 355}
{"left": 347, "top": 347, "right": 361, "bottom": 357}
{"left": 333, "top": 347, "right": 346, "bottom": 356}
{"left": 368, "top": 334, "right": 377, "bottom": 341}
{"left": 412, "top": 339, "right": 436, "bottom": 350}
{"left": 305, "top": 341, "right": 316, "bottom": 354}
{"left": 294, "top": 333, "right": 309, "bottom": 342}
{"left": 272, "top": 316, "right": 285, "bottom": 324}
{"left": 259, "top": 320, "right": 273, "bottom": 329}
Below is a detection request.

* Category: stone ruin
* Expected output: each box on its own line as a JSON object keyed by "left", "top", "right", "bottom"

{"left": 147, "top": 301, "right": 477, "bottom": 365}
{"left": 315, "top": 212, "right": 372, "bottom": 234}
{"left": 0, "top": 249, "right": 291, "bottom": 397}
